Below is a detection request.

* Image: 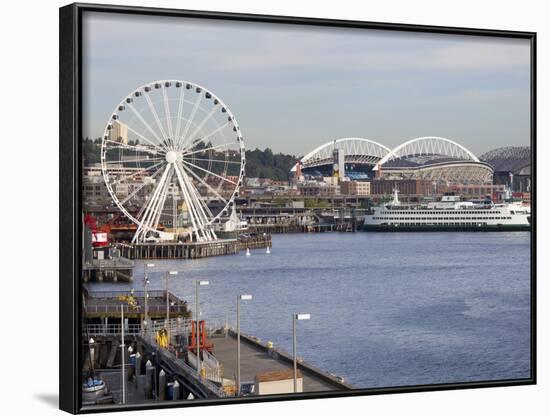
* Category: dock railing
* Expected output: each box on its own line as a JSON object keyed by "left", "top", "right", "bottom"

{"left": 83, "top": 290, "right": 188, "bottom": 315}
{"left": 84, "top": 317, "right": 226, "bottom": 338}
{"left": 139, "top": 336, "right": 227, "bottom": 398}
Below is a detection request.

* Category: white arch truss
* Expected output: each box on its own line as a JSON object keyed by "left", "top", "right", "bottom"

{"left": 381, "top": 161, "right": 493, "bottom": 183}
{"left": 375, "top": 136, "right": 480, "bottom": 170}
{"left": 292, "top": 137, "right": 391, "bottom": 172}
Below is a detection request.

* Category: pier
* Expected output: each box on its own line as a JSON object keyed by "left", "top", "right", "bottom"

{"left": 82, "top": 257, "right": 134, "bottom": 283}
{"left": 212, "top": 329, "right": 353, "bottom": 392}
{"left": 83, "top": 289, "right": 189, "bottom": 321}
{"left": 83, "top": 329, "right": 353, "bottom": 407}
{"left": 115, "top": 235, "right": 271, "bottom": 260}
{"left": 248, "top": 220, "right": 360, "bottom": 234}
{"left": 82, "top": 335, "right": 226, "bottom": 408}
{"left": 81, "top": 321, "right": 352, "bottom": 407}
{"left": 243, "top": 207, "right": 366, "bottom": 234}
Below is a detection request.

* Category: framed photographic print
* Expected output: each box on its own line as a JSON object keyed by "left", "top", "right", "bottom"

{"left": 59, "top": 2, "right": 536, "bottom": 413}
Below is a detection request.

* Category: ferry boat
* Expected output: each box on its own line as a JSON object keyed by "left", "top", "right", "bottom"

{"left": 363, "top": 189, "right": 530, "bottom": 232}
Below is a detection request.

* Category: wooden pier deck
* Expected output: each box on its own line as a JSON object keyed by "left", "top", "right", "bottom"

{"left": 83, "top": 257, "right": 134, "bottom": 283}
{"left": 115, "top": 235, "right": 271, "bottom": 260}
{"left": 211, "top": 330, "right": 353, "bottom": 393}
{"left": 83, "top": 289, "right": 189, "bottom": 320}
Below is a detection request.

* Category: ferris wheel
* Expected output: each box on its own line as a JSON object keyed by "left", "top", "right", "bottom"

{"left": 100, "top": 80, "right": 245, "bottom": 243}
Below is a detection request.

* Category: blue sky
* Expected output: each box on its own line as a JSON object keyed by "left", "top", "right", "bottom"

{"left": 82, "top": 12, "right": 531, "bottom": 157}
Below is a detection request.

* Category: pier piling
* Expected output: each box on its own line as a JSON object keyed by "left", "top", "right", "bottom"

{"left": 172, "top": 381, "right": 180, "bottom": 401}
{"left": 145, "top": 361, "right": 154, "bottom": 399}
{"left": 135, "top": 352, "right": 142, "bottom": 377}
{"left": 158, "top": 370, "right": 166, "bottom": 401}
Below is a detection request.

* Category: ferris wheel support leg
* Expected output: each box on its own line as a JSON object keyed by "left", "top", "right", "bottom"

{"left": 180, "top": 166, "right": 217, "bottom": 241}
{"left": 150, "top": 169, "right": 173, "bottom": 235}
{"left": 135, "top": 171, "right": 169, "bottom": 241}
{"left": 174, "top": 163, "right": 206, "bottom": 242}
{"left": 133, "top": 165, "right": 171, "bottom": 243}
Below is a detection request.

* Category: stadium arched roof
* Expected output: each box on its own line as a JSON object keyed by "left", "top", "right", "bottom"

{"left": 480, "top": 146, "right": 531, "bottom": 173}
{"left": 375, "top": 136, "right": 480, "bottom": 169}
{"left": 291, "top": 137, "right": 391, "bottom": 172}
{"left": 293, "top": 135, "right": 495, "bottom": 184}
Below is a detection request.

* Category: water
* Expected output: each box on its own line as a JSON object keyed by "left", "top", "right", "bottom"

{"left": 90, "top": 232, "right": 531, "bottom": 388}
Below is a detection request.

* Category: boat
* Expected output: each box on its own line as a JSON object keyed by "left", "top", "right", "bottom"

{"left": 362, "top": 188, "right": 530, "bottom": 232}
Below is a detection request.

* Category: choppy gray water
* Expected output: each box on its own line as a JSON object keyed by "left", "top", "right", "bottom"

{"left": 90, "top": 232, "right": 531, "bottom": 388}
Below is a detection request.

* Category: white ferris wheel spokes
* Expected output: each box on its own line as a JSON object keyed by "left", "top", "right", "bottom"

{"left": 100, "top": 80, "right": 245, "bottom": 243}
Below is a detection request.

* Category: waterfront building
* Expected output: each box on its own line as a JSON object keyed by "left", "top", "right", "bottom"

{"left": 340, "top": 181, "right": 371, "bottom": 196}
{"left": 371, "top": 179, "right": 432, "bottom": 196}
{"left": 298, "top": 180, "right": 339, "bottom": 197}
{"left": 442, "top": 183, "right": 507, "bottom": 201}
{"left": 83, "top": 163, "right": 157, "bottom": 208}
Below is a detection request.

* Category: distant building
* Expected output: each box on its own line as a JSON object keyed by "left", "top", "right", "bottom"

{"left": 512, "top": 192, "right": 531, "bottom": 205}
{"left": 299, "top": 181, "right": 339, "bottom": 197}
{"left": 480, "top": 146, "right": 531, "bottom": 193}
{"left": 245, "top": 177, "right": 261, "bottom": 188}
{"left": 340, "top": 181, "right": 371, "bottom": 196}
{"left": 82, "top": 163, "right": 155, "bottom": 207}
{"left": 371, "top": 179, "right": 432, "bottom": 196}
{"left": 442, "top": 183, "right": 507, "bottom": 201}
{"left": 270, "top": 179, "right": 290, "bottom": 187}
{"left": 108, "top": 121, "right": 128, "bottom": 144}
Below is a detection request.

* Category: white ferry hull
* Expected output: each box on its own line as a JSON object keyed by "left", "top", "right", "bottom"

{"left": 362, "top": 223, "right": 530, "bottom": 232}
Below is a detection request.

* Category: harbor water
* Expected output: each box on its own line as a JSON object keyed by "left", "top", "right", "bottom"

{"left": 89, "top": 232, "right": 531, "bottom": 388}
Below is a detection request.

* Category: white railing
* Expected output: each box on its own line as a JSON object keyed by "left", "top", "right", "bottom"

{"left": 146, "top": 337, "right": 227, "bottom": 397}
{"left": 86, "top": 290, "right": 168, "bottom": 299}
{"left": 84, "top": 317, "right": 227, "bottom": 337}
{"left": 85, "top": 323, "right": 143, "bottom": 336}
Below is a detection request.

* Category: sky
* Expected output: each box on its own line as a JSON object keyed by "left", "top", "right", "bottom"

{"left": 82, "top": 11, "right": 531, "bottom": 157}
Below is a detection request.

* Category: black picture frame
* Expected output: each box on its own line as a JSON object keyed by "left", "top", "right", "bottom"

{"left": 59, "top": 2, "right": 537, "bottom": 414}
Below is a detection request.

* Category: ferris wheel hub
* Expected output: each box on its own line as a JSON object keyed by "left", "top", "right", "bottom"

{"left": 165, "top": 150, "right": 179, "bottom": 164}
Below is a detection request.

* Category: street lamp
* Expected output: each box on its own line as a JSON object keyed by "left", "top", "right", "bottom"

{"left": 143, "top": 263, "right": 155, "bottom": 339}
{"left": 292, "top": 313, "right": 311, "bottom": 393}
{"left": 120, "top": 303, "right": 126, "bottom": 404}
{"left": 89, "top": 337, "right": 95, "bottom": 375}
{"left": 195, "top": 280, "right": 209, "bottom": 377}
{"left": 237, "top": 294, "right": 253, "bottom": 396}
{"left": 166, "top": 271, "right": 178, "bottom": 328}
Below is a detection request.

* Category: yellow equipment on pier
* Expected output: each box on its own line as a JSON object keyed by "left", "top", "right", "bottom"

{"left": 156, "top": 328, "right": 169, "bottom": 349}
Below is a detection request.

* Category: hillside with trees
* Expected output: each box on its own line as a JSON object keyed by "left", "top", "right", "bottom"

{"left": 244, "top": 148, "right": 297, "bottom": 180}
{"left": 82, "top": 138, "right": 298, "bottom": 180}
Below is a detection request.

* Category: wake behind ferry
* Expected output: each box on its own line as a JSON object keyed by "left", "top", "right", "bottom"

{"left": 363, "top": 189, "right": 530, "bottom": 232}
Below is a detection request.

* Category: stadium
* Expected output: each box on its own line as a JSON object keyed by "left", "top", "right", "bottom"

{"left": 292, "top": 136, "right": 495, "bottom": 185}
{"left": 480, "top": 146, "right": 531, "bottom": 192}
